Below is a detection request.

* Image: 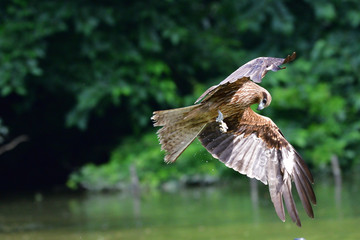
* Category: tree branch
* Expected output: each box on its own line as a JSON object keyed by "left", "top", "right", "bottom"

{"left": 0, "top": 135, "right": 29, "bottom": 156}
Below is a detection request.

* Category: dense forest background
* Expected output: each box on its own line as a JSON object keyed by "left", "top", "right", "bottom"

{"left": 1, "top": 0, "right": 360, "bottom": 192}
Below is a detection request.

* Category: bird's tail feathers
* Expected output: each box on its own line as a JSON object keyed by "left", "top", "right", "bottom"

{"left": 151, "top": 105, "right": 200, "bottom": 127}
{"left": 151, "top": 105, "right": 206, "bottom": 163}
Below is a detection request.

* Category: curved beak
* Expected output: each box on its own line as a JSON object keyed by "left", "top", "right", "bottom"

{"left": 257, "top": 101, "right": 265, "bottom": 111}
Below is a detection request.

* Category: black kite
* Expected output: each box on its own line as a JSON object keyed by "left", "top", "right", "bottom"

{"left": 151, "top": 52, "right": 316, "bottom": 227}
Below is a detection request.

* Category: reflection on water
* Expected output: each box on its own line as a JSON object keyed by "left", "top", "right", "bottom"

{"left": 0, "top": 178, "right": 360, "bottom": 240}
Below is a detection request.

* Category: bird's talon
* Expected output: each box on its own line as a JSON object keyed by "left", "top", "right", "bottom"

{"left": 216, "top": 110, "right": 228, "bottom": 133}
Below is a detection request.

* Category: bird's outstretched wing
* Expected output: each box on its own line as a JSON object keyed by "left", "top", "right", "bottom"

{"left": 198, "top": 107, "right": 316, "bottom": 226}
{"left": 195, "top": 52, "right": 296, "bottom": 104}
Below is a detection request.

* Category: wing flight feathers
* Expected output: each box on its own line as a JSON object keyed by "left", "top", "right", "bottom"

{"left": 195, "top": 52, "right": 296, "bottom": 104}
{"left": 198, "top": 108, "right": 315, "bottom": 226}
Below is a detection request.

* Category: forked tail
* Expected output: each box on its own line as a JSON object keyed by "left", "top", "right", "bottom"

{"left": 151, "top": 105, "right": 207, "bottom": 163}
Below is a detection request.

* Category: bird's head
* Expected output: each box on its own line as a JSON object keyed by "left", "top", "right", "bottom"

{"left": 257, "top": 90, "right": 272, "bottom": 111}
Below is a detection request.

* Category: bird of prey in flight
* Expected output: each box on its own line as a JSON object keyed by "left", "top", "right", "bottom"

{"left": 151, "top": 52, "right": 316, "bottom": 227}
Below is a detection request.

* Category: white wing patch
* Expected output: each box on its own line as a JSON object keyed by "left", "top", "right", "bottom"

{"left": 282, "top": 147, "right": 296, "bottom": 175}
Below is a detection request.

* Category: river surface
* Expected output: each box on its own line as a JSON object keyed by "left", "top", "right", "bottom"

{"left": 0, "top": 177, "right": 359, "bottom": 240}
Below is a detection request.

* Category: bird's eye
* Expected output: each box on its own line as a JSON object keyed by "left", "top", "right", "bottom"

{"left": 262, "top": 98, "right": 267, "bottom": 105}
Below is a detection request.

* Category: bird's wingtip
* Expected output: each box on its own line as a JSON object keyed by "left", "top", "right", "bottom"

{"left": 283, "top": 52, "right": 297, "bottom": 64}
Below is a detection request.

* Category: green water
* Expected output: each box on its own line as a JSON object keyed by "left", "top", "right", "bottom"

{"left": 0, "top": 178, "right": 359, "bottom": 240}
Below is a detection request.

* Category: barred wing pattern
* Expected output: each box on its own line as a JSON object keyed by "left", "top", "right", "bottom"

{"left": 195, "top": 52, "right": 296, "bottom": 104}
{"left": 198, "top": 108, "right": 316, "bottom": 226}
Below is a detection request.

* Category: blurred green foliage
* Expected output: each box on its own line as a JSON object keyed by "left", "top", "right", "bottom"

{"left": 67, "top": 132, "right": 225, "bottom": 190}
{"left": 1, "top": 0, "right": 360, "bottom": 190}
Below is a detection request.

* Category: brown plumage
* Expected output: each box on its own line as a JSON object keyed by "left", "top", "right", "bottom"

{"left": 151, "top": 52, "right": 316, "bottom": 227}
